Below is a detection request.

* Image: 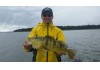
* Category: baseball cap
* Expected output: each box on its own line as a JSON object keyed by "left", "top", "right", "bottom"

{"left": 41, "top": 7, "right": 53, "bottom": 17}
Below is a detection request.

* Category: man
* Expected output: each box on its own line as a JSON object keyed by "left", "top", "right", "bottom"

{"left": 23, "top": 7, "right": 66, "bottom": 62}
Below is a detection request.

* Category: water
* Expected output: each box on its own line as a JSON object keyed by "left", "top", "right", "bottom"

{"left": 0, "top": 29, "right": 100, "bottom": 62}
{"left": 0, "top": 32, "right": 33, "bottom": 62}
{"left": 62, "top": 29, "right": 100, "bottom": 62}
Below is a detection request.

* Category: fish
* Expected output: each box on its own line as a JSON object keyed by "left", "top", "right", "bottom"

{"left": 29, "top": 36, "right": 76, "bottom": 59}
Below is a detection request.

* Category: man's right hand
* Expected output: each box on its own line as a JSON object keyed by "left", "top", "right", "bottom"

{"left": 23, "top": 40, "right": 32, "bottom": 50}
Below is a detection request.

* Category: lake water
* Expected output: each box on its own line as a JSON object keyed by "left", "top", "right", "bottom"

{"left": 0, "top": 29, "right": 100, "bottom": 62}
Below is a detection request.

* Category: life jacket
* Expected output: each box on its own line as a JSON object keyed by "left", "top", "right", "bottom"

{"left": 24, "top": 21, "right": 66, "bottom": 62}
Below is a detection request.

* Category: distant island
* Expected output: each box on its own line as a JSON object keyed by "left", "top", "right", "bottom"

{"left": 14, "top": 24, "right": 100, "bottom": 32}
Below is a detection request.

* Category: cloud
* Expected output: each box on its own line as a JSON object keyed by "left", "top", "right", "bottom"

{"left": 0, "top": 6, "right": 42, "bottom": 26}
{"left": 53, "top": 6, "right": 100, "bottom": 26}
{"left": 0, "top": 23, "right": 28, "bottom": 32}
{"left": 0, "top": 6, "right": 100, "bottom": 32}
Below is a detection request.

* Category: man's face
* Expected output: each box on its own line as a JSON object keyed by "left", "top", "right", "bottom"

{"left": 41, "top": 15, "right": 53, "bottom": 24}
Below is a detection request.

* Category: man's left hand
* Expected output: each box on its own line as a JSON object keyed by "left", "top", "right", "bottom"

{"left": 55, "top": 52, "right": 66, "bottom": 56}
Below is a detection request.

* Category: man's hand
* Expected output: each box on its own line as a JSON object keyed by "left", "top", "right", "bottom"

{"left": 55, "top": 52, "right": 66, "bottom": 56}
{"left": 23, "top": 40, "right": 32, "bottom": 50}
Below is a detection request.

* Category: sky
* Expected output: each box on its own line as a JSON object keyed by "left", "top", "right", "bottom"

{"left": 0, "top": 6, "right": 100, "bottom": 32}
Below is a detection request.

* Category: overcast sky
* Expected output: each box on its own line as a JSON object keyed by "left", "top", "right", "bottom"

{"left": 0, "top": 6, "right": 100, "bottom": 32}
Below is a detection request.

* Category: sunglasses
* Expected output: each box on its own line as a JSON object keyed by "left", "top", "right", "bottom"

{"left": 42, "top": 13, "right": 53, "bottom": 17}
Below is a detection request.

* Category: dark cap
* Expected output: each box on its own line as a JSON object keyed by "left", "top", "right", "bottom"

{"left": 41, "top": 7, "right": 53, "bottom": 17}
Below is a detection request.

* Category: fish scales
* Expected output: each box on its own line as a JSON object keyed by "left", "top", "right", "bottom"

{"left": 29, "top": 36, "right": 76, "bottom": 59}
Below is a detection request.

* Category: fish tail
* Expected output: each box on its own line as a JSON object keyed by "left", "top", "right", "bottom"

{"left": 66, "top": 49, "right": 76, "bottom": 60}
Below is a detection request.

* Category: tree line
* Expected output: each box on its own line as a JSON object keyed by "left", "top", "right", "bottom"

{"left": 14, "top": 24, "right": 100, "bottom": 32}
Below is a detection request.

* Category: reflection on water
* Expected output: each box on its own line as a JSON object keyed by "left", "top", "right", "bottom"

{"left": 0, "top": 29, "right": 100, "bottom": 62}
